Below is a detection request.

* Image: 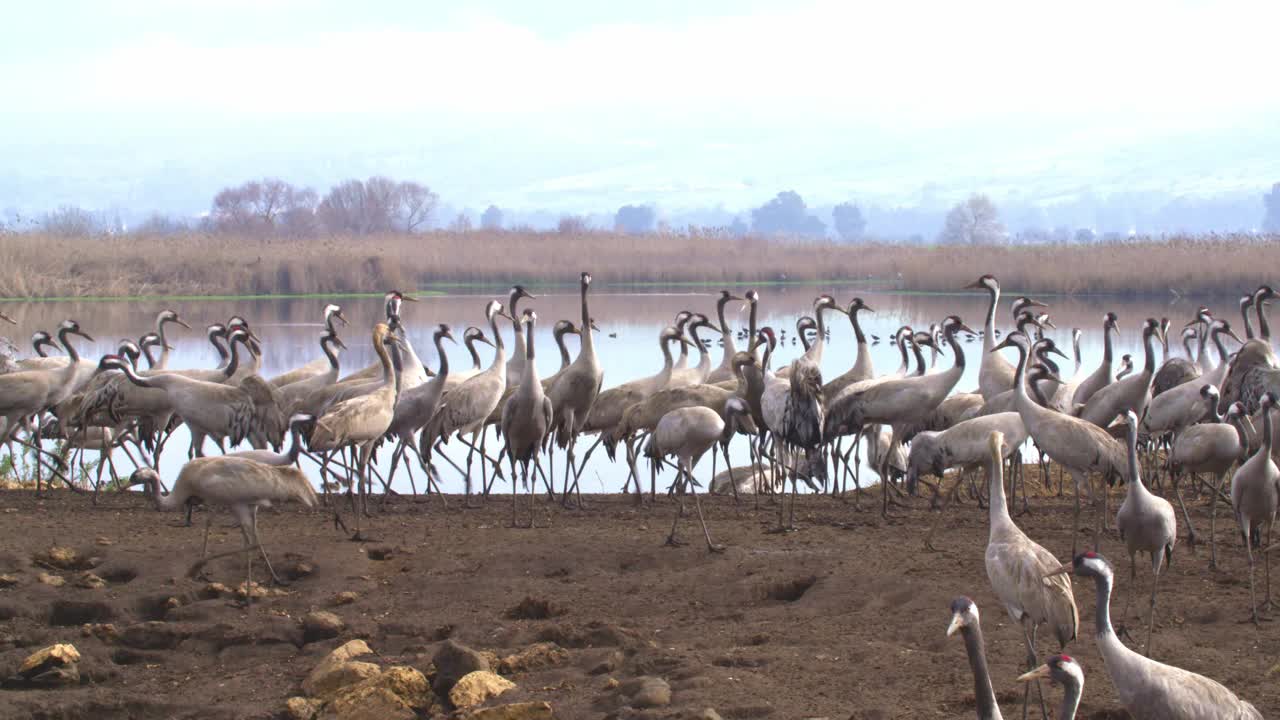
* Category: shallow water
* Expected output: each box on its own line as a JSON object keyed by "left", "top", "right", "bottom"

{"left": 0, "top": 286, "right": 1231, "bottom": 495}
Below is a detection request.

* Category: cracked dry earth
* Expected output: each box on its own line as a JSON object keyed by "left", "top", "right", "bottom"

{"left": 0, "top": 478, "right": 1278, "bottom": 719}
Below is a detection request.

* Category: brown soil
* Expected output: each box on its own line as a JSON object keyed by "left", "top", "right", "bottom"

{"left": 0, "top": 479, "right": 1277, "bottom": 719}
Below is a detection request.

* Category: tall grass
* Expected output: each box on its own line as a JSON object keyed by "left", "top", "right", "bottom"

{"left": 0, "top": 230, "right": 1273, "bottom": 299}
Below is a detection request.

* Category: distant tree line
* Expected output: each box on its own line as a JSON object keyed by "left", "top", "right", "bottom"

{"left": 11, "top": 178, "right": 1280, "bottom": 244}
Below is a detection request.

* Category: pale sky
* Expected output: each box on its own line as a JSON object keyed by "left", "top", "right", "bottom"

{"left": 3, "top": 0, "right": 1278, "bottom": 217}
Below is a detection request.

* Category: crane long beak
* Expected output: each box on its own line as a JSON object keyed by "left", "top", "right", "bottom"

{"left": 333, "top": 336, "right": 348, "bottom": 351}
{"left": 76, "top": 330, "right": 95, "bottom": 343}
{"left": 946, "top": 614, "right": 964, "bottom": 637}
{"left": 1048, "top": 345, "right": 1070, "bottom": 360}
{"left": 1226, "top": 329, "right": 1245, "bottom": 345}
{"left": 739, "top": 301, "right": 751, "bottom": 314}
{"left": 962, "top": 280, "right": 984, "bottom": 290}
{"left": 476, "top": 336, "right": 495, "bottom": 348}
{"left": 1027, "top": 299, "right": 1048, "bottom": 308}
{"left": 0, "top": 313, "right": 16, "bottom": 325}
{"left": 728, "top": 294, "right": 744, "bottom": 302}
{"left": 1016, "top": 664, "right": 1051, "bottom": 683}
{"left": 958, "top": 323, "right": 977, "bottom": 335}
{"left": 402, "top": 294, "right": 419, "bottom": 302}
{"left": 174, "top": 318, "right": 191, "bottom": 330}
{"left": 335, "top": 310, "right": 350, "bottom": 326}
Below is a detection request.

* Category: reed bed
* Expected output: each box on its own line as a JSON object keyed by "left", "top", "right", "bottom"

{"left": 0, "top": 230, "right": 1273, "bottom": 299}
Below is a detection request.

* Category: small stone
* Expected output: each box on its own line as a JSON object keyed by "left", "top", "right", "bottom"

{"left": 95, "top": 537, "right": 114, "bottom": 546}
{"left": 19, "top": 643, "right": 81, "bottom": 678}
{"left": 75, "top": 573, "right": 107, "bottom": 590}
{"left": 237, "top": 581, "right": 269, "bottom": 598}
{"left": 302, "top": 639, "right": 377, "bottom": 697}
{"left": 292, "top": 561, "right": 316, "bottom": 578}
{"left": 321, "top": 687, "right": 414, "bottom": 720}
{"left": 620, "top": 676, "right": 671, "bottom": 709}
{"left": 37, "top": 571, "right": 65, "bottom": 587}
{"left": 285, "top": 696, "right": 323, "bottom": 720}
{"left": 80, "top": 623, "right": 119, "bottom": 643}
{"left": 0, "top": 573, "right": 19, "bottom": 588}
{"left": 585, "top": 649, "right": 623, "bottom": 675}
{"left": 604, "top": 677, "right": 619, "bottom": 689}
{"left": 204, "top": 582, "right": 233, "bottom": 597}
{"left": 39, "top": 547, "right": 81, "bottom": 570}
{"left": 332, "top": 591, "right": 359, "bottom": 606}
{"left": 467, "top": 702, "right": 555, "bottom": 720}
{"left": 699, "top": 710, "right": 724, "bottom": 720}
{"left": 448, "top": 670, "right": 516, "bottom": 709}
{"left": 303, "top": 610, "right": 346, "bottom": 643}
{"left": 499, "top": 642, "right": 569, "bottom": 674}
{"left": 432, "top": 639, "right": 490, "bottom": 696}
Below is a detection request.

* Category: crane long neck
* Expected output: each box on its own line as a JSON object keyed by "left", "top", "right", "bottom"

{"left": 988, "top": 447, "right": 1010, "bottom": 528}
{"left": 522, "top": 322, "right": 537, "bottom": 384}
{"left": 118, "top": 361, "right": 157, "bottom": 389}
{"left": 321, "top": 335, "right": 341, "bottom": 371}
{"left": 1126, "top": 423, "right": 1146, "bottom": 494}
{"left": 1182, "top": 333, "right": 1195, "bottom": 360}
{"left": 57, "top": 328, "right": 81, "bottom": 364}
{"left": 1091, "top": 571, "right": 1115, "bottom": 638}
{"left": 748, "top": 301, "right": 758, "bottom": 356}
{"left": 1140, "top": 328, "right": 1156, "bottom": 377}
{"left": 140, "top": 343, "right": 158, "bottom": 369}
{"left": 1058, "top": 677, "right": 1082, "bottom": 720}
{"left": 896, "top": 334, "right": 910, "bottom": 375}
{"left": 850, "top": 309, "right": 866, "bottom": 345}
{"left": 142, "top": 476, "right": 183, "bottom": 512}
{"left": 211, "top": 333, "right": 230, "bottom": 370}
{"left": 488, "top": 313, "right": 507, "bottom": 366}
{"left": 1212, "top": 328, "right": 1231, "bottom": 364}
{"left": 961, "top": 625, "right": 1003, "bottom": 720}
{"left": 982, "top": 285, "right": 999, "bottom": 351}
{"left": 284, "top": 426, "right": 304, "bottom": 465}
{"left": 432, "top": 332, "right": 450, "bottom": 379}
{"left": 689, "top": 324, "right": 709, "bottom": 367}
{"left": 1257, "top": 298, "right": 1271, "bottom": 341}
{"left": 554, "top": 329, "right": 572, "bottom": 370}
{"left": 946, "top": 325, "right": 966, "bottom": 371}
{"left": 222, "top": 338, "right": 242, "bottom": 379}
{"left": 156, "top": 317, "right": 172, "bottom": 368}
{"left": 579, "top": 281, "right": 595, "bottom": 357}
{"left": 813, "top": 305, "right": 828, "bottom": 347}
{"left": 509, "top": 294, "right": 526, "bottom": 354}
{"left": 717, "top": 297, "right": 736, "bottom": 347}
{"left": 466, "top": 337, "right": 482, "bottom": 370}
{"left": 1242, "top": 302, "right": 1255, "bottom": 340}
{"left": 1264, "top": 405, "right": 1274, "bottom": 457}
{"left": 910, "top": 342, "right": 927, "bottom": 376}
{"left": 1073, "top": 334, "right": 1082, "bottom": 374}
{"left": 375, "top": 333, "right": 395, "bottom": 385}
{"left": 1102, "top": 322, "right": 1114, "bottom": 363}
{"left": 1195, "top": 322, "right": 1210, "bottom": 365}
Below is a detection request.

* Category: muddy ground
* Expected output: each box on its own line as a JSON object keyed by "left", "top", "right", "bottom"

{"left": 0, "top": 475, "right": 1277, "bottom": 719}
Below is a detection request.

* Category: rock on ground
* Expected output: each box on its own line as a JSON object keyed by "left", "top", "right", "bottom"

{"left": 448, "top": 670, "right": 516, "bottom": 709}
{"left": 432, "top": 639, "right": 490, "bottom": 697}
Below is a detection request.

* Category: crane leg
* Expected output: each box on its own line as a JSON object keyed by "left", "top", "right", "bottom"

{"left": 1020, "top": 618, "right": 1049, "bottom": 720}
{"left": 1209, "top": 472, "right": 1225, "bottom": 570}
{"left": 923, "top": 472, "right": 966, "bottom": 552}
{"left": 1070, "top": 469, "right": 1083, "bottom": 557}
{"left": 509, "top": 451, "right": 519, "bottom": 529}
{"left": 527, "top": 459, "right": 541, "bottom": 528}
{"left": 1264, "top": 524, "right": 1275, "bottom": 612}
{"left": 1245, "top": 531, "right": 1260, "bottom": 625}
{"left": 721, "top": 440, "right": 739, "bottom": 505}
{"left": 665, "top": 466, "right": 687, "bottom": 547}
{"left": 687, "top": 463, "right": 723, "bottom": 553}
{"left": 1169, "top": 469, "right": 1198, "bottom": 550}
{"left": 1146, "top": 560, "right": 1162, "bottom": 656}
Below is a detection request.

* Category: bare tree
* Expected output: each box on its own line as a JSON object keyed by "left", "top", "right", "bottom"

{"left": 939, "top": 194, "right": 1006, "bottom": 244}
{"left": 557, "top": 215, "right": 588, "bottom": 235}
{"left": 449, "top": 213, "right": 473, "bottom": 232}
{"left": 398, "top": 181, "right": 439, "bottom": 233}
{"left": 212, "top": 178, "right": 316, "bottom": 237}
{"left": 133, "top": 213, "right": 189, "bottom": 237}
{"left": 481, "top": 205, "right": 504, "bottom": 230}
{"left": 41, "top": 205, "right": 98, "bottom": 237}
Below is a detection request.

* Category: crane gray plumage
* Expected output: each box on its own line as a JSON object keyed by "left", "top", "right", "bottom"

{"left": 1221, "top": 286, "right": 1278, "bottom": 414}
{"left": 1229, "top": 391, "right": 1280, "bottom": 624}
{"left": 906, "top": 411, "right": 1027, "bottom": 495}
{"left": 705, "top": 290, "right": 744, "bottom": 385}
{"left": 946, "top": 597, "right": 1005, "bottom": 720}
{"left": 993, "top": 331, "right": 1129, "bottom": 555}
{"left": 502, "top": 285, "right": 535, "bottom": 383}
{"left": 381, "top": 324, "right": 455, "bottom": 492}
{"left": 270, "top": 304, "right": 348, "bottom": 388}
{"left": 280, "top": 331, "right": 347, "bottom": 416}
{"left": 1115, "top": 409, "right": 1177, "bottom": 655}
{"left": 1072, "top": 312, "right": 1119, "bottom": 407}
{"left": 446, "top": 326, "right": 491, "bottom": 388}
{"left": 128, "top": 460, "right": 316, "bottom": 589}
{"left": 775, "top": 295, "right": 842, "bottom": 380}
{"left": 1079, "top": 318, "right": 1160, "bottom": 428}
{"left": 823, "top": 297, "right": 875, "bottom": 398}
{"left": 667, "top": 313, "right": 719, "bottom": 388}
{"left": 546, "top": 272, "right": 605, "bottom": 498}
{"left": 1017, "top": 654, "right": 1084, "bottom": 720}
{"left": 501, "top": 309, "right": 553, "bottom": 527}
{"left": 1171, "top": 389, "right": 1248, "bottom": 568}
{"left": 1056, "top": 553, "right": 1262, "bottom": 719}
{"left": 983, "top": 430, "right": 1078, "bottom": 718}
{"left": 648, "top": 397, "right": 755, "bottom": 551}
{"left": 966, "top": 274, "right": 1045, "bottom": 400}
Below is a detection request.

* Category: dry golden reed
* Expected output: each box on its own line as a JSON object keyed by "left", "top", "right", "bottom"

{"left": 0, "top": 230, "right": 1272, "bottom": 298}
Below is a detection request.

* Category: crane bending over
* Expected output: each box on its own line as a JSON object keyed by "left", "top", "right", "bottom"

{"left": 1050, "top": 553, "right": 1262, "bottom": 719}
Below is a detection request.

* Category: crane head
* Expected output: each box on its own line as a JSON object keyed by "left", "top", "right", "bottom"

{"left": 1017, "top": 654, "right": 1083, "bottom": 689}
{"left": 962, "top": 274, "right": 997, "bottom": 291}
{"left": 847, "top": 297, "right": 872, "bottom": 315}
{"left": 158, "top": 309, "right": 190, "bottom": 330}
{"left": 946, "top": 596, "right": 980, "bottom": 637}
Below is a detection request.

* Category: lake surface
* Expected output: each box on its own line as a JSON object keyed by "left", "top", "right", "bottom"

{"left": 0, "top": 286, "right": 1229, "bottom": 495}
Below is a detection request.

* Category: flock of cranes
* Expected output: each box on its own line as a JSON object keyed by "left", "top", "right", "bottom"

{"left": 2, "top": 272, "right": 1280, "bottom": 717}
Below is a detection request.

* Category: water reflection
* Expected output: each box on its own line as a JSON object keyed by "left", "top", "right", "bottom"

{"left": 0, "top": 286, "right": 1230, "bottom": 494}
